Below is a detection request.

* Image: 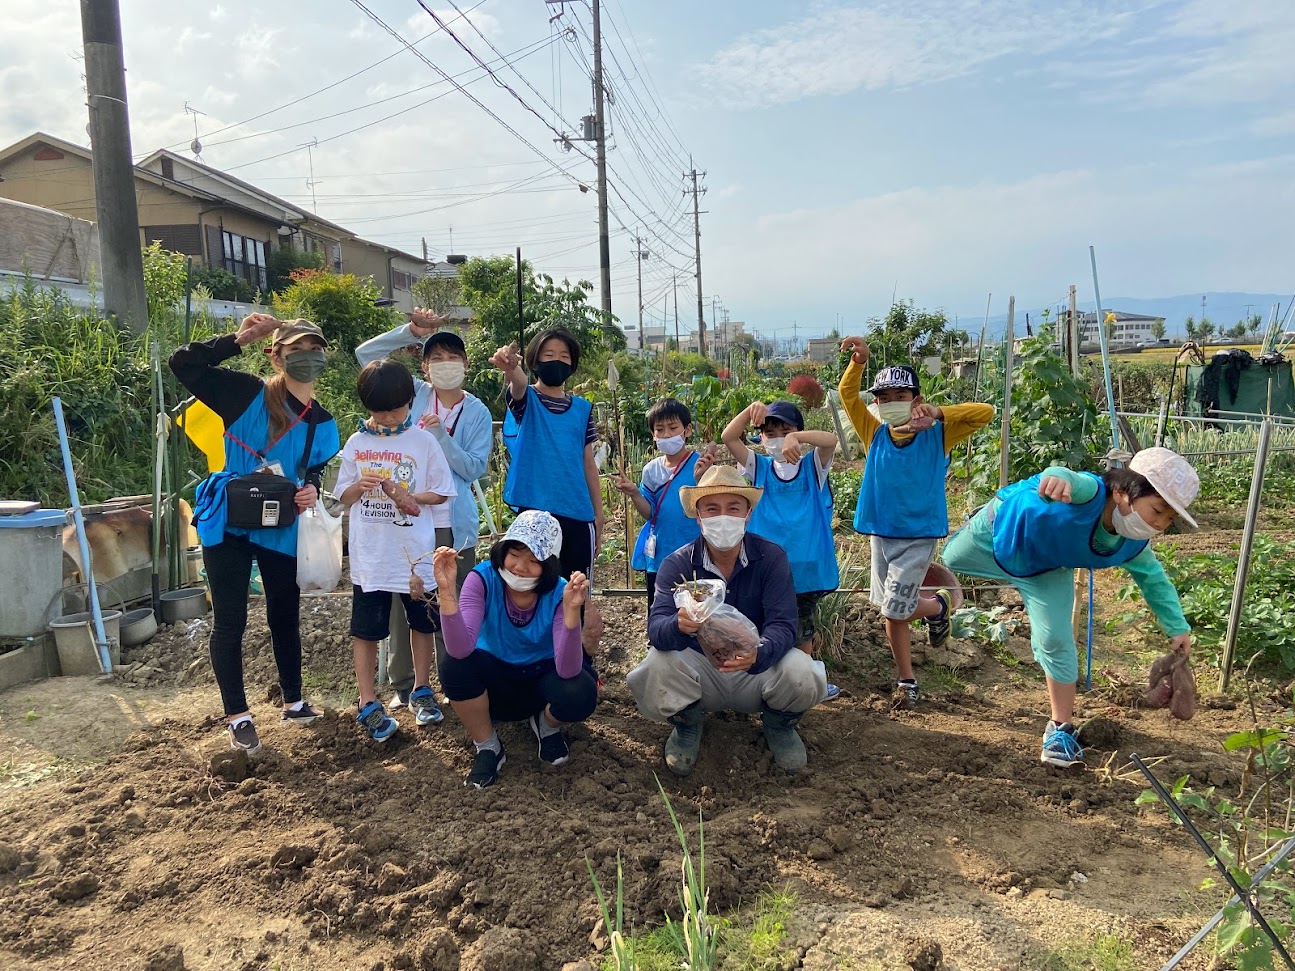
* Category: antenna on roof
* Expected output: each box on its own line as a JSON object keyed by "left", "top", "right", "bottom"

{"left": 183, "top": 101, "right": 206, "bottom": 160}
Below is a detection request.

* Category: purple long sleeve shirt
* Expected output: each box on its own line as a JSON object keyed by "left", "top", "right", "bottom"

{"left": 440, "top": 571, "right": 584, "bottom": 678}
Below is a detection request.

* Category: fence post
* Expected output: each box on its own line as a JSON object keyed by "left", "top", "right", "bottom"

{"left": 999, "top": 296, "right": 1015, "bottom": 489}
{"left": 1221, "top": 418, "right": 1273, "bottom": 690}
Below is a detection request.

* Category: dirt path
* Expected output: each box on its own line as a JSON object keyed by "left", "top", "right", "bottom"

{"left": 0, "top": 572, "right": 1264, "bottom": 971}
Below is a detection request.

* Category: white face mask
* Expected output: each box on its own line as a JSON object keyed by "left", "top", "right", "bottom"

{"left": 1112, "top": 506, "right": 1162, "bottom": 540}
{"left": 426, "top": 360, "right": 466, "bottom": 391}
{"left": 762, "top": 437, "right": 785, "bottom": 458}
{"left": 499, "top": 567, "right": 539, "bottom": 592}
{"left": 655, "top": 435, "right": 685, "bottom": 456}
{"left": 868, "top": 400, "right": 913, "bottom": 426}
{"left": 699, "top": 514, "right": 746, "bottom": 551}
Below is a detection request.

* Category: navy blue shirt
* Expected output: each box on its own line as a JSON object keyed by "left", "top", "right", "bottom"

{"left": 647, "top": 533, "right": 798, "bottom": 675}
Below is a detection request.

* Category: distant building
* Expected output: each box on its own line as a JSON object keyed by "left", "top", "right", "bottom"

{"left": 806, "top": 337, "right": 839, "bottom": 363}
{"left": 623, "top": 323, "right": 668, "bottom": 353}
{"left": 1079, "top": 310, "right": 1163, "bottom": 345}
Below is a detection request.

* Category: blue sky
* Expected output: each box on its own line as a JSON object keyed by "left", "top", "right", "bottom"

{"left": 2, "top": 1, "right": 1292, "bottom": 343}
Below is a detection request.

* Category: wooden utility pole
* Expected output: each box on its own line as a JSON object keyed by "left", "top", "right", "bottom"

{"left": 81, "top": 0, "right": 147, "bottom": 333}
{"left": 633, "top": 233, "right": 649, "bottom": 356}
{"left": 686, "top": 162, "right": 707, "bottom": 357}
{"left": 592, "top": 0, "right": 612, "bottom": 320}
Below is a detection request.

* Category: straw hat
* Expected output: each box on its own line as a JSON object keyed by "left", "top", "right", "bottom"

{"left": 679, "top": 465, "right": 763, "bottom": 519}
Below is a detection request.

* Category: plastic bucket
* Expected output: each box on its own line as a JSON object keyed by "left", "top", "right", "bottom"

{"left": 49, "top": 610, "right": 122, "bottom": 676}
{"left": 120, "top": 607, "right": 158, "bottom": 647}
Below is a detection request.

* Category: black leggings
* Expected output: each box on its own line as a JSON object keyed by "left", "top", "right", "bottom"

{"left": 203, "top": 534, "right": 304, "bottom": 717}
{"left": 439, "top": 650, "right": 598, "bottom": 724}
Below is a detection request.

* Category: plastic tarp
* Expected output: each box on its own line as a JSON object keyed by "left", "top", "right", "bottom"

{"left": 1184, "top": 359, "right": 1295, "bottom": 419}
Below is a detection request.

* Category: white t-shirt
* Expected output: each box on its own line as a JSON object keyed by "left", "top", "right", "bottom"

{"left": 335, "top": 425, "right": 458, "bottom": 594}
{"left": 742, "top": 446, "right": 833, "bottom": 487}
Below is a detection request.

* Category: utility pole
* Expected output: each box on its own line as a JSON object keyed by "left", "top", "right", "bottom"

{"left": 81, "top": 0, "right": 147, "bottom": 333}
{"left": 633, "top": 233, "right": 649, "bottom": 356}
{"left": 592, "top": 0, "right": 612, "bottom": 320}
{"left": 300, "top": 138, "right": 320, "bottom": 213}
{"left": 673, "top": 272, "right": 680, "bottom": 352}
{"left": 686, "top": 161, "right": 707, "bottom": 357}
{"left": 1067, "top": 284, "right": 1080, "bottom": 377}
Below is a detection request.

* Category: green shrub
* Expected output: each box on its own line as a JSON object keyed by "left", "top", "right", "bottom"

{"left": 271, "top": 270, "right": 400, "bottom": 356}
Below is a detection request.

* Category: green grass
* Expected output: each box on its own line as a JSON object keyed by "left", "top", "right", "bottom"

{"left": 598, "top": 927, "right": 678, "bottom": 971}
{"left": 1033, "top": 932, "right": 1137, "bottom": 971}
{"left": 924, "top": 664, "right": 966, "bottom": 693}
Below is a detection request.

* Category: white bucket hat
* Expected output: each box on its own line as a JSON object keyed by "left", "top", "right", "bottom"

{"left": 502, "top": 509, "right": 563, "bottom": 561}
{"left": 1129, "top": 447, "right": 1199, "bottom": 528}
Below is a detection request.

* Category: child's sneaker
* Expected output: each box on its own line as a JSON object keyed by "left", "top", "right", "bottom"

{"left": 823, "top": 683, "right": 841, "bottom": 702}
{"left": 229, "top": 718, "right": 262, "bottom": 756}
{"left": 281, "top": 701, "right": 322, "bottom": 725}
{"left": 1041, "top": 720, "right": 1084, "bottom": 768}
{"left": 892, "top": 679, "right": 920, "bottom": 710}
{"left": 926, "top": 589, "right": 952, "bottom": 648}
{"left": 410, "top": 686, "right": 444, "bottom": 726}
{"left": 357, "top": 701, "right": 399, "bottom": 743}
{"left": 465, "top": 745, "right": 506, "bottom": 788}
{"left": 529, "top": 714, "right": 570, "bottom": 766}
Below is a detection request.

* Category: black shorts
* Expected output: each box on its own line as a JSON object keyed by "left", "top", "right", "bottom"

{"left": 350, "top": 586, "right": 440, "bottom": 640}
{"left": 796, "top": 591, "right": 828, "bottom": 643}
{"left": 439, "top": 649, "right": 598, "bottom": 724}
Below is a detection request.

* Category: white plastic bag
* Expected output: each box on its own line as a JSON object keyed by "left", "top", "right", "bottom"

{"left": 296, "top": 499, "right": 343, "bottom": 595}
{"left": 673, "top": 578, "right": 726, "bottom": 623}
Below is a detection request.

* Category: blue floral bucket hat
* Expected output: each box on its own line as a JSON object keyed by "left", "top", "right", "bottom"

{"left": 503, "top": 510, "right": 563, "bottom": 561}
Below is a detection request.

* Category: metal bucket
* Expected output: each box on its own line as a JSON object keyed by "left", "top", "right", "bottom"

{"left": 48, "top": 610, "right": 122, "bottom": 676}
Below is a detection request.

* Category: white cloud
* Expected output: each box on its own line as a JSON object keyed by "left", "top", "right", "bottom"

{"left": 696, "top": 1, "right": 1126, "bottom": 108}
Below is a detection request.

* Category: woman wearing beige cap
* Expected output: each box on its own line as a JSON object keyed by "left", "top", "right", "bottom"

{"left": 171, "top": 313, "right": 340, "bottom": 757}
{"left": 941, "top": 447, "right": 1199, "bottom": 769}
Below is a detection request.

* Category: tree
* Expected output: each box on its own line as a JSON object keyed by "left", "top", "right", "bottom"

{"left": 1247, "top": 313, "right": 1264, "bottom": 341}
{"left": 1184, "top": 315, "right": 1197, "bottom": 341}
{"left": 1151, "top": 317, "right": 1167, "bottom": 341}
{"left": 266, "top": 246, "right": 325, "bottom": 294}
{"left": 411, "top": 273, "right": 462, "bottom": 314}
{"left": 1198, "top": 317, "right": 1215, "bottom": 340}
{"left": 456, "top": 255, "right": 623, "bottom": 416}
{"left": 1227, "top": 321, "right": 1248, "bottom": 340}
{"left": 271, "top": 270, "right": 400, "bottom": 356}
{"left": 863, "top": 301, "right": 952, "bottom": 373}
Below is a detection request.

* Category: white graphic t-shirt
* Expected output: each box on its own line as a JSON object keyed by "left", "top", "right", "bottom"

{"left": 335, "top": 425, "right": 457, "bottom": 594}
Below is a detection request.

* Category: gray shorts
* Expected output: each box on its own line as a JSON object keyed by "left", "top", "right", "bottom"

{"left": 869, "top": 536, "right": 938, "bottom": 621}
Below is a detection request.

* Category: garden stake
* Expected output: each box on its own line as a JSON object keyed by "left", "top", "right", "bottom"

{"left": 1084, "top": 569, "right": 1094, "bottom": 692}
{"left": 53, "top": 396, "right": 112, "bottom": 674}
{"left": 1161, "top": 835, "right": 1295, "bottom": 971}
{"left": 1130, "top": 754, "right": 1295, "bottom": 969}
{"left": 998, "top": 297, "right": 1015, "bottom": 489}
{"left": 1221, "top": 418, "right": 1273, "bottom": 690}
{"left": 607, "top": 358, "right": 630, "bottom": 587}
{"left": 1088, "top": 246, "right": 1121, "bottom": 455}
{"left": 962, "top": 294, "right": 990, "bottom": 484}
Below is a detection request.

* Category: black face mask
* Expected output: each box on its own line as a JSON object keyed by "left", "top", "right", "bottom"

{"left": 535, "top": 359, "right": 573, "bottom": 387}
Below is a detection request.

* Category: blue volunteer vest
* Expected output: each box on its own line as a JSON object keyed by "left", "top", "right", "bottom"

{"left": 502, "top": 386, "right": 595, "bottom": 521}
{"left": 472, "top": 563, "right": 568, "bottom": 665}
{"left": 991, "top": 472, "right": 1147, "bottom": 577}
{"left": 193, "top": 388, "right": 340, "bottom": 555}
{"left": 631, "top": 451, "right": 701, "bottom": 573}
{"left": 853, "top": 422, "right": 949, "bottom": 538}
{"left": 750, "top": 454, "right": 840, "bottom": 594}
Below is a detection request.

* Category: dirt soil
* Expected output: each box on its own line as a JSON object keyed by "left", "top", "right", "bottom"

{"left": 0, "top": 532, "right": 1277, "bottom": 971}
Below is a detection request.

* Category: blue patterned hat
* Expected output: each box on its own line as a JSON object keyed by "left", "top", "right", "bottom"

{"left": 503, "top": 510, "right": 563, "bottom": 561}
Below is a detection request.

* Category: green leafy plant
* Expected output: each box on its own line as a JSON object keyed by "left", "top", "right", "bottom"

{"left": 1033, "top": 932, "right": 1137, "bottom": 971}
{"left": 271, "top": 269, "right": 399, "bottom": 357}
{"left": 1134, "top": 709, "right": 1295, "bottom": 969}
{"left": 657, "top": 776, "right": 722, "bottom": 970}
{"left": 141, "top": 241, "right": 190, "bottom": 325}
{"left": 1118, "top": 536, "right": 1295, "bottom": 672}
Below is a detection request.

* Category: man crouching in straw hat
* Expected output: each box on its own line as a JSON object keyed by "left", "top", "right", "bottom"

{"left": 627, "top": 466, "right": 827, "bottom": 775}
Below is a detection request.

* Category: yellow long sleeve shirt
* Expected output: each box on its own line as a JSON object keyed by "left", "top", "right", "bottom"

{"left": 838, "top": 358, "right": 994, "bottom": 456}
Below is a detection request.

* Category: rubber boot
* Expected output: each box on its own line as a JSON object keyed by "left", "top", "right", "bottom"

{"left": 664, "top": 702, "right": 705, "bottom": 776}
{"left": 761, "top": 706, "right": 807, "bottom": 772}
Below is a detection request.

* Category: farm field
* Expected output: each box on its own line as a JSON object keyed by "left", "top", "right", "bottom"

{"left": 1, "top": 480, "right": 1289, "bottom": 971}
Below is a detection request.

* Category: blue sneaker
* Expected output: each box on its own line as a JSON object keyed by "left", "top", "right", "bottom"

{"left": 1041, "top": 721, "right": 1084, "bottom": 768}
{"left": 410, "top": 686, "right": 444, "bottom": 726}
{"left": 824, "top": 683, "right": 841, "bottom": 702}
{"left": 357, "top": 701, "right": 399, "bottom": 743}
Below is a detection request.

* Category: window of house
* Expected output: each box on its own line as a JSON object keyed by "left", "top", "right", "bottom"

{"left": 222, "top": 230, "right": 269, "bottom": 291}
{"left": 392, "top": 269, "right": 414, "bottom": 291}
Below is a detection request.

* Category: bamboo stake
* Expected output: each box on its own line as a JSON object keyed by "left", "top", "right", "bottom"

{"left": 1221, "top": 419, "right": 1273, "bottom": 690}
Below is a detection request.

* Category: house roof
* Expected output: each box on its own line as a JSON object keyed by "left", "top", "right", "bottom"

{"left": 137, "top": 148, "right": 353, "bottom": 236}
{"left": 1079, "top": 310, "right": 1162, "bottom": 323}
